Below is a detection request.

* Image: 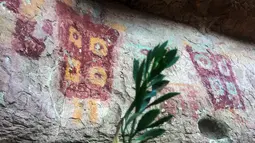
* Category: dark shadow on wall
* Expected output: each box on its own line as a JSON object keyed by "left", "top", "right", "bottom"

{"left": 107, "top": 0, "right": 255, "bottom": 44}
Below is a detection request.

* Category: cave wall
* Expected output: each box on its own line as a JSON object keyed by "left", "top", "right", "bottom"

{"left": 0, "top": 0, "right": 255, "bottom": 142}
{"left": 116, "top": 0, "right": 255, "bottom": 42}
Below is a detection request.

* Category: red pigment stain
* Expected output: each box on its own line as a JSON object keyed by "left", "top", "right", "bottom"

{"left": 0, "top": 0, "right": 20, "bottom": 13}
{"left": 161, "top": 85, "right": 201, "bottom": 120}
{"left": 42, "top": 19, "right": 53, "bottom": 36}
{"left": 186, "top": 45, "right": 245, "bottom": 110}
{"left": 57, "top": 1, "right": 119, "bottom": 101}
{"left": 140, "top": 49, "right": 149, "bottom": 55}
{"left": 12, "top": 17, "right": 45, "bottom": 60}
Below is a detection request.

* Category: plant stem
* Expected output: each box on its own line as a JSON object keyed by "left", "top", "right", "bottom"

{"left": 128, "top": 119, "right": 136, "bottom": 143}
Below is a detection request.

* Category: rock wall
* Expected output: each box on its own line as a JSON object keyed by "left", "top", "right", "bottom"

{"left": 0, "top": 0, "right": 254, "bottom": 142}
{"left": 115, "top": 0, "right": 255, "bottom": 43}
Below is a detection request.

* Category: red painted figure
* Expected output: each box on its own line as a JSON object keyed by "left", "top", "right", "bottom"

{"left": 12, "top": 17, "right": 45, "bottom": 60}
{"left": 57, "top": 2, "right": 119, "bottom": 101}
{"left": 186, "top": 45, "right": 245, "bottom": 110}
{"left": 0, "top": 0, "right": 20, "bottom": 13}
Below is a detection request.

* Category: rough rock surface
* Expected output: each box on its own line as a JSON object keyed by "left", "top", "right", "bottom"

{"left": 115, "top": 0, "right": 255, "bottom": 43}
{"left": 0, "top": 0, "right": 254, "bottom": 142}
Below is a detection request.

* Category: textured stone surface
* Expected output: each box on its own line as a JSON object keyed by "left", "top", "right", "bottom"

{"left": 0, "top": 0, "right": 254, "bottom": 142}
{"left": 115, "top": 0, "right": 255, "bottom": 43}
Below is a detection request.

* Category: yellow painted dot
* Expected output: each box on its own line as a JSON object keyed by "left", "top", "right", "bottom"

{"left": 65, "top": 58, "right": 81, "bottom": 83}
{"left": 89, "top": 37, "right": 108, "bottom": 57}
{"left": 88, "top": 67, "right": 107, "bottom": 87}
{"left": 69, "top": 26, "right": 82, "bottom": 48}
{"left": 88, "top": 99, "right": 98, "bottom": 123}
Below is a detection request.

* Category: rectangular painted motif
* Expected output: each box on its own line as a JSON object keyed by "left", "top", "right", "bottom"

{"left": 186, "top": 45, "right": 245, "bottom": 110}
{"left": 57, "top": 2, "right": 119, "bottom": 101}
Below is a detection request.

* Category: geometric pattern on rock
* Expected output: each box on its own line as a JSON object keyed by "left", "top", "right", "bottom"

{"left": 186, "top": 45, "right": 245, "bottom": 110}
{"left": 57, "top": 2, "right": 119, "bottom": 101}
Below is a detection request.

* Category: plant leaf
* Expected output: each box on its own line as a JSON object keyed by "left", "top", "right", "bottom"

{"left": 150, "top": 44, "right": 160, "bottom": 57}
{"left": 140, "top": 98, "right": 151, "bottom": 112}
{"left": 150, "top": 49, "right": 178, "bottom": 79}
{"left": 135, "top": 60, "right": 145, "bottom": 90}
{"left": 152, "top": 43, "right": 167, "bottom": 64}
{"left": 148, "top": 92, "right": 180, "bottom": 107}
{"left": 160, "top": 41, "right": 168, "bottom": 49}
{"left": 150, "top": 61, "right": 167, "bottom": 79}
{"left": 136, "top": 81, "right": 148, "bottom": 112}
{"left": 152, "top": 80, "right": 169, "bottom": 91}
{"left": 135, "top": 128, "right": 166, "bottom": 142}
{"left": 146, "top": 50, "right": 153, "bottom": 71}
{"left": 126, "top": 112, "right": 142, "bottom": 127}
{"left": 167, "top": 56, "right": 179, "bottom": 68}
{"left": 133, "top": 59, "right": 139, "bottom": 81}
{"left": 136, "top": 109, "right": 160, "bottom": 133}
{"left": 163, "top": 49, "right": 177, "bottom": 66}
{"left": 164, "top": 49, "right": 177, "bottom": 61}
{"left": 148, "top": 74, "right": 165, "bottom": 87}
{"left": 148, "top": 114, "right": 173, "bottom": 128}
{"left": 112, "top": 136, "right": 119, "bottom": 143}
{"left": 144, "top": 90, "right": 157, "bottom": 100}
{"left": 135, "top": 60, "right": 145, "bottom": 109}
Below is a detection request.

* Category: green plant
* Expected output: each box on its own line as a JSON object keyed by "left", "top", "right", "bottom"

{"left": 113, "top": 41, "right": 180, "bottom": 143}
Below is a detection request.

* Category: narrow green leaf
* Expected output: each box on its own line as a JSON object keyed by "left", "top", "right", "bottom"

{"left": 148, "top": 114, "right": 173, "bottom": 128}
{"left": 129, "top": 118, "right": 137, "bottom": 142}
{"left": 160, "top": 41, "right": 168, "bottom": 49}
{"left": 152, "top": 80, "right": 169, "bottom": 91}
{"left": 151, "top": 44, "right": 160, "bottom": 57}
{"left": 163, "top": 49, "right": 177, "bottom": 66}
{"left": 121, "top": 118, "right": 126, "bottom": 143}
{"left": 144, "top": 90, "right": 157, "bottom": 100}
{"left": 140, "top": 98, "right": 151, "bottom": 112}
{"left": 133, "top": 59, "right": 139, "bottom": 81}
{"left": 136, "top": 128, "right": 166, "bottom": 142}
{"left": 153, "top": 43, "right": 167, "bottom": 63}
{"left": 136, "top": 109, "right": 160, "bottom": 133}
{"left": 146, "top": 50, "right": 153, "bottom": 72}
{"left": 148, "top": 92, "right": 180, "bottom": 107}
{"left": 150, "top": 61, "right": 167, "bottom": 79}
{"left": 121, "top": 118, "right": 125, "bottom": 133}
{"left": 167, "top": 56, "right": 179, "bottom": 68}
{"left": 135, "top": 60, "right": 145, "bottom": 94}
{"left": 165, "top": 49, "right": 177, "bottom": 61}
{"left": 136, "top": 81, "right": 148, "bottom": 112}
{"left": 124, "top": 101, "right": 135, "bottom": 120}
{"left": 150, "top": 49, "right": 178, "bottom": 79}
{"left": 148, "top": 74, "right": 165, "bottom": 87}
{"left": 126, "top": 112, "right": 142, "bottom": 127}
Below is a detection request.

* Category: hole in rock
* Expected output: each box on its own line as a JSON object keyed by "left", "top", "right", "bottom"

{"left": 198, "top": 117, "right": 229, "bottom": 139}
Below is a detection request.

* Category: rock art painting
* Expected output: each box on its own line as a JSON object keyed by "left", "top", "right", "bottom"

{"left": 88, "top": 99, "right": 98, "bottom": 123}
{"left": 19, "top": 0, "right": 44, "bottom": 18}
{"left": 72, "top": 98, "right": 84, "bottom": 122}
{"left": 57, "top": 2, "right": 119, "bottom": 101}
{"left": 162, "top": 84, "right": 206, "bottom": 120}
{"left": 0, "top": 0, "right": 44, "bottom": 17}
{"left": 186, "top": 45, "right": 245, "bottom": 110}
{"left": 12, "top": 17, "right": 46, "bottom": 60}
{"left": 0, "top": 0, "right": 48, "bottom": 59}
{"left": 0, "top": 0, "right": 20, "bottom": 13}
